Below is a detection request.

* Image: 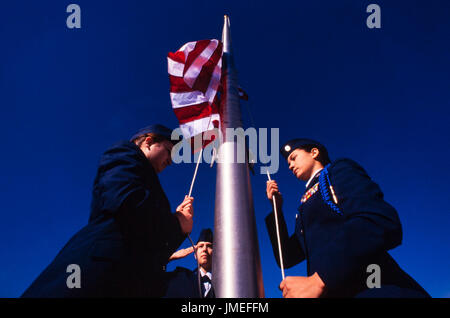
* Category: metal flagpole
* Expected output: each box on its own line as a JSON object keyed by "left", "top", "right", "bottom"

{"left": 212, "top": 15, "right": 264, "bottom": 298}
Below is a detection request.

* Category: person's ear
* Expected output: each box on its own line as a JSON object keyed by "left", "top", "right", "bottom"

{"left": 145, "top": 136, "right": 153, "bottom": 149}
{"left": 311, "top": 148, "right": 320, "bottom": 159}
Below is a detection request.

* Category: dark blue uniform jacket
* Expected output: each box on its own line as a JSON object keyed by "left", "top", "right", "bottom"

{"left": 22, "top": 141, "right": 186, "bottom": 297}
{"left": 164, "top": 267, "right": 215, "bottom": 298}
{"left": 266, "top": 159, "right": 430, "bottom": 298}
{"left": 164, "top": 267, "right": 202, "bottom": 298}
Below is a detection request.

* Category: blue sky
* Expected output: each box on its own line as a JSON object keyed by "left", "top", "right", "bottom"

{"left": 1, "top": 1, "right": 449, "bottom": 298}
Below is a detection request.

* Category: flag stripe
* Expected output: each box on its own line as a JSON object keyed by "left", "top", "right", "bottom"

{"left": 192, "top": 42, "right": 223, "bottom": 93}
{"left": 178, "top": 41, "right": 197, "bottom": 58}
{"left": 184, "top": 40, "right": 219, "bottom": 88}
{"left": 205, "top": 62, "right": 222, "bottom": 103}
{"left": 169, "top": 76, "right": 192, "bottom": 93}
{"left": 173, "top": 102, "right": 212, "bottom": 124}
{"left": 170, "top": 91, "right": 209, "bottom": 108}
{"left": 179, "top": 114, "right": 220, "bottom": 138}
{"left": 184, "top": 40, "right": 213, "bottom": 75}
{"left": 167, "top": 50, "right": 185, "bottom": 63}
{"left": 167, "top": 57, "right": 184, "bottom": 77}
{"left": 168, "top": 39, "right": 223, "bottom": 141}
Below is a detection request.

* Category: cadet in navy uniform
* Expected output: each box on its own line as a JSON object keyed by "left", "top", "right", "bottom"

{"left": 266, "top": 138, "right": 430, "bottom": 298}
{"left": 165, "top": 228, "right": 215, "bottom": 298}
{"left": 22, "top": 125, "right": 194, "bottom": 297}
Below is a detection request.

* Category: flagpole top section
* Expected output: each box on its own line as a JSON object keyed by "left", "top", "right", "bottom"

{"left": 222, "top": 15, "right": 231, "bottom": 53}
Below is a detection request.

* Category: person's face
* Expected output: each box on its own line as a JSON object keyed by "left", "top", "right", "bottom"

{"left": 196, "top": 241, "right": 213, "bottom": 271}
{"left": 145, "top": 139, "right": 173, "bottom": 173}
{"left": 287, "top": 148, "right": 319, "bottom": 181}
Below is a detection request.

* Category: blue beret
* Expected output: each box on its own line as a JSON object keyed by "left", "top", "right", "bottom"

{"left": 197, "top": 228, "right": 213, "bottom": 244}
{"left": 130, "top": 124, "right": 177, "bottom": 144}
{"left": 280, "top": 138, "right": 328, "bottom": 160}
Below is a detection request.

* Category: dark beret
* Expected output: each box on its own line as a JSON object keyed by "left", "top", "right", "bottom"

{"left": 280, "top": 138, "right": 328, "bottom": 160}
{"left": 197, "top": 228, "right": 213, "bottom": 244}
{"left": 130, "top": 124, "right": 178, "bottom": 144}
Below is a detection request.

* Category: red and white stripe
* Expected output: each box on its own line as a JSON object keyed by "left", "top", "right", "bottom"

{"left": 168, "top": 39, "right": 223, "bottom": 139}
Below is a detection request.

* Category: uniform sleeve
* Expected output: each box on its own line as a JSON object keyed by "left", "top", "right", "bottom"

{"left": 119, "top": 186, "right": 186, "bottom": 257}
{"left": 310, "top": 159, "right": 402, "bottom": 293}
{"left": 265, "top": 209, "right": 305, "bottom": 269}
{"left": 97, "top": 144, "right": 185, "bottom": 253}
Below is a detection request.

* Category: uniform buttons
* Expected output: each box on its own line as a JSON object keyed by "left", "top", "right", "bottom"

{"left": 295, "top": 214, "right": 298, "bottom": 219}
{"left": 300, "top": 229, "right": 304, "bottom": 234}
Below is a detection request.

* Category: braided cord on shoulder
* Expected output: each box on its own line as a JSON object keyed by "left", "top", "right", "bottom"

{"left": 319, "top": 164, "right": 343, "bottom": 215}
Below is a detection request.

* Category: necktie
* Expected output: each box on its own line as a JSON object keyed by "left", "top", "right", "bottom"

{"left": 201, "top": 275, "right": 211, "bottom": 283}
{"left": 201, "top": 275, "right": 212, "bottom": 297}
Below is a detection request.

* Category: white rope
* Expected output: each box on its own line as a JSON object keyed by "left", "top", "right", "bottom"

{"left": 266, "top": 171, "right": 285, "bottom": 281}
{"left": 185, "top": 147, "right": 205, "bottom": 296}
{"left": 188, "top": 147, "right": 204, "bottom": 197}
{"left": 183, "top": 115, "right": 211, "bottom": 297}
{"left": 186, "top": 148, "right": 202, "bottom": 258}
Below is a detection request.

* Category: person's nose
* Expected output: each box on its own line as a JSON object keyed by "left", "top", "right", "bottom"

{"left": 288, "top": 160, "right": 295, "bottom": 171}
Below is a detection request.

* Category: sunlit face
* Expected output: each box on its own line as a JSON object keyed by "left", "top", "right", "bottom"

{"left": 196, "top": 241, "right": 213, "bottom": 271}
{"left": 146, "top": 140, "right": 173, "bottom": 173}
{"left": 287, "top": 148, "right": 319, "bottom": 181}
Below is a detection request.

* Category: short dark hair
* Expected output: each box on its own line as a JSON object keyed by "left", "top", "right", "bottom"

{"left": 299, "top": 144, "right": 331, "bottom": 166}
{"left": 132, "top": 133, "right": 167, "bottom": 148}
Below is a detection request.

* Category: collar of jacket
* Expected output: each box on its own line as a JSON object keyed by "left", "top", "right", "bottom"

{"left": 306, "top": 170, "right": 322, "bottom": 191}
{"left": 122, "top": 140, "right": 158, "bottom": 177}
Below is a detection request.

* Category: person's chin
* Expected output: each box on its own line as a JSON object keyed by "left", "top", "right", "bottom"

{"left": 296, "top": 171, "right": 307, "bottom": 181}
{"left": 157, "top": 165, "right": 165, "bottom": 173}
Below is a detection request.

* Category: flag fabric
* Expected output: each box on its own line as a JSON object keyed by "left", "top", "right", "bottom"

{"left": 168, "top": 39, "right": 223, "bottom": 143}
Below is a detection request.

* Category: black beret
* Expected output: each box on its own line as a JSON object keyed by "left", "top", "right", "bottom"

{"left": 197, "top": 228, "right": 213, "bottom": 244}
{"left": 280, "top": 138, "right": 328, "bottom": 160}
{"left": 130, "top": 124, "right": 178, "bottom": 144}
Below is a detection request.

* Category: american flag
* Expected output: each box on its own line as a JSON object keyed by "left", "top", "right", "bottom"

{"left": 168, "top": 39, "right": 223, "bottom": 143}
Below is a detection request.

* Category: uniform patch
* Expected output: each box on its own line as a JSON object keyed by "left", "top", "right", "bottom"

{"left": 301, "top": 182, "right": 319, "bottom": 204}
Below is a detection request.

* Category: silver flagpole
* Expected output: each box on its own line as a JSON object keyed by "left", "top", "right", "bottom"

{"left": 212, "top": 15, "right": 264, "bottom": 298}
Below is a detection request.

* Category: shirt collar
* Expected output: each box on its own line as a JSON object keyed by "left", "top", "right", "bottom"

{"left": 200, "top": 267, "right": 212, "bottom": 280}
{"left": 305, "top": 168, "right": 323, "bottom": 188}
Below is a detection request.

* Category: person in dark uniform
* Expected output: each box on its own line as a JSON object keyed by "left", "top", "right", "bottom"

{"left": 266, "top": 138, "right": 430, "bottom": 298}
{"left": 165, "top": 228, "right": 215, "bottom": 298}
{"left": 22, "top": 124, "right": 194, "bottom": 297}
